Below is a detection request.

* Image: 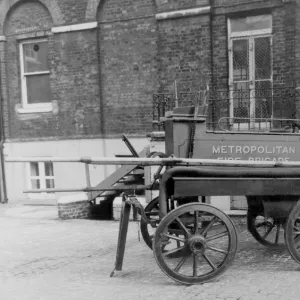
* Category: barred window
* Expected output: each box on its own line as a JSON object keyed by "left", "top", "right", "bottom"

{"left": 228, "top": 15, "right": 272, "bottom": 128}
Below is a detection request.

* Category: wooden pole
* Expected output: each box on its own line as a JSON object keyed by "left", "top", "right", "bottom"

{"left": 6, "top": 156, "right": 300, "bottom": 168}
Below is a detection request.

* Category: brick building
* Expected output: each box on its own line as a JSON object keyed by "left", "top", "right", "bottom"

{"left": 0, "top": 0, "right": 299, "bottom": 203}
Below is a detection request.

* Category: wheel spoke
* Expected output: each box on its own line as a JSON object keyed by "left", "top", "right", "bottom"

{"left": 293, "top": 228, "right": 300, "bottom": 235}
{"left": 175, "top": 218, "right": 192, "bottom": 237}
{"left": 193, "top": 254, "right": 198, "bottom": 277}
{"left": 255, "top": 221, "right": 268, "bottom": 229}
{"left": 194, "top": 211, "right": 199, "bottom": 234}
{"left": 206, "top": 230, "right": 228, "bottom": 242}
{"left": 262, "top": 224, "right": 274, "bottom": 239}
{"left": 207, "top": 246, "right": 228, "bottom": 255}
{"left": 162, "top": 233, "right": 186, "bottom": 243}
{"left": 201, "top": 216, "right": 217, "bottom": 237}
{"left": 294, "top": 235, "right": 300, "bottom": 246}
{"left": 275, "top": 224, "right": 280, "bottom": 244}
{"left": 163, "top": 245, "right": 186, "bottom": 257}
{"left": 174, "top": 255, "right": 189, "bottom": 273}
{"left": 146, "top": 212, "right": 159, "bottom": 216}
{"left": 201, "top": 253, "right": 217, "bottom": 271}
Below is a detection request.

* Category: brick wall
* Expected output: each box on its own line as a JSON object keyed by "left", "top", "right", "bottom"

{"left": 156, "top": 14, "right": 211, "bottom": 93}
{"left": 3, "top": 1, "right": 101, "bottom": 140}
{"left": 296, "top": 0, "right": 300, "bottom": 118}
{"left": 0, "top": 0, "right": 299, "bottom": 142}
{"left": 56, "top": 0, "right": 88, "bottom": 24}
{"left": 98, "top": 0, "right": 157, "bottom": 135}
{"left": 58, "top": 200, "right": 91, "bottom": 219}
{"left": 155, "top": 0, "right": 209, "bottom": 13}
{"left": 4, "top": 2, "right": 55, "bottom": 140}
{"left": 50, "top": 31, "right": 100, "bottom": 137}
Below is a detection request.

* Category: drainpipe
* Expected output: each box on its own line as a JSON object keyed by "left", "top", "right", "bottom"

{"left": 0, "top": 58, "right": 8, "bottom": 203}
{"left": 209, "top": 0, "right": 215, "bottom": 130}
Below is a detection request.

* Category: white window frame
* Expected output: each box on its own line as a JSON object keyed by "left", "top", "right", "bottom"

{"left": 19, "top": 39, "right": 52, "bottom": 113}
{"left": 27, "top": 162, "right": 55, "bottom": 199}
{"left": 228, "top": 16, "right": 273, "bottom": 130}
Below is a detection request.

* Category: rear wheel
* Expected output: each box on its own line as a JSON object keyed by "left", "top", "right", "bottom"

{"left": 140, "top": 197, "right": 160, "bottom": 249}
{"left": 284, "top": 202, "right": 300, "bottom": 263}
{"left": 247, "top": 210, "right": 285, "bottom": 249}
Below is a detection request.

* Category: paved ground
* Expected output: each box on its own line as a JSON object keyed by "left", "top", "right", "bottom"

{"left": 1, "top": 204, "right": 300, "bottom": 300}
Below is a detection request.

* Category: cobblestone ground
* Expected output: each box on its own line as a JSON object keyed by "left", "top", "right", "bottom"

{"left": 1, "top": 211, "right": 300, "bottom": 300}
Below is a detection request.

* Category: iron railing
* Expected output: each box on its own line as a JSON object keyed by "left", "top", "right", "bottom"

{"left": 153, "top": 87, "right": 299, "bottom": 132}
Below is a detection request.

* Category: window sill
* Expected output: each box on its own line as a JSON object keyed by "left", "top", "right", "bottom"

{"left": 17, "top": 106, "right": 53, "bottom": 114}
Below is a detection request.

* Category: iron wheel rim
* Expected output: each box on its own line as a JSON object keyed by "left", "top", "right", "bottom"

{"left": 247, "top": 210, "right": 285, "bottom": 249}
{"left": 284, "top": 201, "right": 300, "bottom": 264}
{"left": 153, "top": 203, "right": 238, "bottom": 285}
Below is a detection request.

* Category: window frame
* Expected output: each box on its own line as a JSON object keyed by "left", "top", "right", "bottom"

{"left": 27, "top": 161, "right": 55, "bottom": 199}
{"left": 19, "top": 38, "right": 52, "bottom": 112}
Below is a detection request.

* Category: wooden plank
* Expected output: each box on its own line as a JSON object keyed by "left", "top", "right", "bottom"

{"left": 90, "top": 165, "right": 137, "bottom": 199}
{"left": 90, "top": 148, "right": 147, "bottom": 199}
{"left": 174, "top": 178, "right": 300, "bottom": 197}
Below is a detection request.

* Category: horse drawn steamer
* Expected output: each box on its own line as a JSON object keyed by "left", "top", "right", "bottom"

{"left": 6, "top": 104, "right": 300, "bottom": 285}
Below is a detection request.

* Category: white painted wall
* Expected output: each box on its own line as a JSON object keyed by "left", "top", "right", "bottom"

{"left": 4, "top": 137, "right": 148, "bottom": 203}
{"left": 4, "top": 137, "right": 234, "bottom": 211}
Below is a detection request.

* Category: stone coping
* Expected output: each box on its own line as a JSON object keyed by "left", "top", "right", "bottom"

{"left": 57, "top": 192, "right": 88, "bottom": 204}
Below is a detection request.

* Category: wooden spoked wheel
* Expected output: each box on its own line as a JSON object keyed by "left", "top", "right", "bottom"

{"left": 284, "top": 202, "right": 300, "bottom": 264}
{"left": 140, "top": 197, "right": 160, "bottom": 249}
{"left": 153, "top": 203, "right": 238, "bottom": 285}
{"left": 247, "top": 210, "right": 285, "bottom": 249}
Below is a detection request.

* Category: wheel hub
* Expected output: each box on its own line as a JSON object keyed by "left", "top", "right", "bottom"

{"left": 188, "top": 235, "right": 207, "bottom": 254}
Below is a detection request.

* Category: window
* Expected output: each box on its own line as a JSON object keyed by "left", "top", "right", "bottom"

{"left": 28, "top": 162, "right": 55, "bottom": 199}
{"left": 228, "top": 15, "right": 272, "bottom": 129}
{"left": 20, "top": 39, "right": 52, "bottom": 112}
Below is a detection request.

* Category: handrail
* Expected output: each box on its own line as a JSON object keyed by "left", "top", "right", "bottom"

{"left": 218, "top": 117, "right": 300, "bottom": 132}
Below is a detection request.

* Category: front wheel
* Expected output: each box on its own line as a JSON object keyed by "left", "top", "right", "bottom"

{"left": 153, "top": 203, "right": 238, "bottom": 285}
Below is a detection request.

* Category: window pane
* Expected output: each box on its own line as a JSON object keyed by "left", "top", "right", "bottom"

{"left": 255, "top": 37, "right": 271, "bottom": 80}
{"left": 255, "top": 81, "right": 272, "bottom": 119}
{"left": 23, "top": 42, "right": 48, "bottom": 73}
{"left": 30, "top": 162, "right": 39, "bottom": 176}
{"left": 233, "top": 39, "right": 249, "bottom": 81}
{"left": 46, "top": 179, "right": 55, "bottom": 189}
{"left": 31, "top": 179, "right": 40, "bottom": 189}
{"left": 233, "top": 82, "right": 250, "bottom": 121}
{"left": 26, "top": 74, "right": 51, "bottom": 104}
{"left": 231, "top": 15, "right": 272, "bottom": 33}
{"left": 45, "top": 162, "right": 54, "bottom": 176}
